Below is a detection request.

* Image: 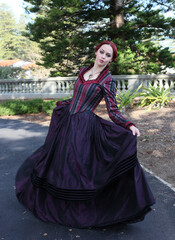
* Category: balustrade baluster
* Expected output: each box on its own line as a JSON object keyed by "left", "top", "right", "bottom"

{"left": 25, "top": 82, "right": 29, "bottom": 93}
{"left": 12, "top": 83, "right": 14, "bottom": 93}
{"left": 31, "top": 82, "right": 33, "bottom": 92}
{"left": 13, "top": 82, "right": 15, "bottom": 93}
{"left": 41, "top": 81, "right": 44, "bottom": 92}
{"left": 121, "top": 80, "right": 125, "bottom": 91}
{"left": 155, "top": 79, "right": 158, "bottom": 88}
{"left": 1, "top": 84, "right": 3, "bottom": 93}
{"left": 164, "top": 80, "right": 169, "bottom": 89}
{"left": 4, "top": 83, "right": 6, "bottom": 93}
{"left": 61, "top": 81, "right": 65, "bottom": 92}
{"left": 0, "top": 75, "right": 175, "bottom": 99}
{"left": 159, "top": 79, "right": 163, "bottom": 89}
{"left": 169, "top": 79, "right": 174, "bottom": 88}
{"left": 17, "top": 82, "right": 19, "bottom": 93}
{"left": 9, "top": 82, "right": 11, "bottom": 92}
{"left": 29, "top": 82, "right": 32, "bottom": 93}
{"left": 23, "top": 82, "right": 26, "bottom": 93}
{"left": 28, "top": 83, "right": 30, "bottom": 93}
{"left": 58, "top": 81, "right": 61, "bottom": 93}
{"left": 37, "top": 82, "right": 40, "bottom": 92}
{"left": 28, "top": 82, "right": 30, "bottom": 92}
{"left": 70, "top": 81, "right": 73, "bottom": 91}
{"left": 116, "top": 80, "right": 120, "bottom": 91}
{"left": 35, "top": 82, "right": 38, "bottom": 92}
{"left": 16, "top": 83, "right": 18, "bottom": 93}
{"left": 65, "top": 81, "right": 69, "bottom": 92}
{"left": 31, "top": 82, "right": 33, "bottom": 93}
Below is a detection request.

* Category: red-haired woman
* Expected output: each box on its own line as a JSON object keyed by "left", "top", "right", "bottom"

{"left": 16, "top": 41, "right": 155, "bottom": 228}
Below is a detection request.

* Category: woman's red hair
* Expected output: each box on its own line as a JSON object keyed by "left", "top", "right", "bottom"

{"left": 95, "top": 41, "right": 118, "bottom": 62}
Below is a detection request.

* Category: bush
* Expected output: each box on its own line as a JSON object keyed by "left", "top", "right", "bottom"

{"left": 0, "top": 99, "right": 44, "bottom": 116}
{"left": 0, "top": 66, "right": 25, "bottom": 79}
{"left": 42, "top": 100, "right": 57, "bottom": 116}
{"left": 116, "top": 84, "right": 142, "bottom": 110}
{"left": 0, "top": 98, "right": 69, "bottom": 116}
{"left": 24, "top": 99, "right": 43, "bottom": 114}
{"left": 139, "top": 85, "right": 173, "bottom": 110}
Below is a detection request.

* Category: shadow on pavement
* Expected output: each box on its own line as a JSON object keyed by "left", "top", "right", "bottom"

{"left": 0, "top": 119, "right": 175, "bottom": 240}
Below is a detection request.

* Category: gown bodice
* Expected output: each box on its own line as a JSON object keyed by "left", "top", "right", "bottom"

{"left": 57, "top": 64, "right": 135, "bottom": 129}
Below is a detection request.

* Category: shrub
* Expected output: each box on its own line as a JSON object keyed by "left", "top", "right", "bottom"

{"left": 0, "top": 98, "right": 68, "bottom": 116}
{"left": 0, "top": 99, "right": 44, "bottom": 115}
{"left": 116, "top": 84, "right": 142, "bottom": 110}
{"left": 139, "top": 85, "right": 173, "bottom": 110}
{"left": 24, "top": 99, "right": 43, "bottom": 113}
{"left": 0, "top": 66, "right": 25, "bottom": 79}
{"left": 42, "top": 100, "right": 57, "bottom": 116}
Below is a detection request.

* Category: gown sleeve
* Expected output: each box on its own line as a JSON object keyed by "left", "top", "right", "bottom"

{"left": 56, "top": 98, "right": 72, "bottom": 106}
{"left": 102, "top": 78, "right": 136, "bottom": 129}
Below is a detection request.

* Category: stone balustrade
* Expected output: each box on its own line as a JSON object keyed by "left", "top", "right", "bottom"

{"left": 0, "top": 74, "right": 175, "bottom": 100}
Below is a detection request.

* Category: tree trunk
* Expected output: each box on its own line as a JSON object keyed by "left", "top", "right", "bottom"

{"left": 110, "top": 0, "right": 124, "bottom": 29}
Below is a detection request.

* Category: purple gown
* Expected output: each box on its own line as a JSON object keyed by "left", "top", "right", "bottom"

{"left": 15, "top": 65, "right": 155, "bottom": 228}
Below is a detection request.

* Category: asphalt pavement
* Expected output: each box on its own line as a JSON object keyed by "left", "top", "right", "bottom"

{"left": 0, "top": 118, "right": 175, "bottom": 240}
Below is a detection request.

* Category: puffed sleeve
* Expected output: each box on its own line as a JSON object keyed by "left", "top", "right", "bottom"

{"left": 102, "top": 78, "right": 136, "bottom": 129}
{"left": 56, "top": 98, "right": 72, "bottom": 106}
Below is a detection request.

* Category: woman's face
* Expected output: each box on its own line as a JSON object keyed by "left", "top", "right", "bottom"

{"left": 95, "top": 44, "right": 113, "bottom": 67}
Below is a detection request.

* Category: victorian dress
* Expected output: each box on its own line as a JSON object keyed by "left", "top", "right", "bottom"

{"left": 15, "top": 65, "right": 155, "bottom": 228}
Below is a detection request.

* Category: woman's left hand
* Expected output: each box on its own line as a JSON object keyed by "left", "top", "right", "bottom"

{"left": 129, "top": 125, "right": 140, "bottom": 136}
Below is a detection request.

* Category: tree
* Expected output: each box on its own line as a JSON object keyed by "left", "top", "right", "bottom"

{"left": 0, "top": 66, "right": 25, "bottom": 79}
{"left": 23, "top": 0, "right": 175, "bottom": 75}
{"left": 0, "top": 4, "right": 17, "bottom": 59}
{"left": 0, "top": 3, "right": 41, "bottom": 62}
{"left": 0, "top": 4, "right": 52, "bottom": 79}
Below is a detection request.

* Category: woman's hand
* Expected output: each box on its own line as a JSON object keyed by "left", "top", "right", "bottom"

{"left": 129, "top": 125, "right": 140, "bottom": 136}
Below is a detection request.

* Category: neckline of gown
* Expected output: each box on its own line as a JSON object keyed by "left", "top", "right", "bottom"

{"left": 79, "top": 64, "right": 109, "bottom": 84}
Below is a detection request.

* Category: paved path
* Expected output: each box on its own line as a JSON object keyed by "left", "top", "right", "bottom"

{"left": 0, "top": 119, "right": 175, "bottom": 240}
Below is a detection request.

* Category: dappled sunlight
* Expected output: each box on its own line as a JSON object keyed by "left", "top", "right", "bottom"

{"left": 128, "top": 104, "right": 175, "bottom": 189}
{"left": 0, "top": 102, "right": 175, "bottom": 190}
{"left": 151, "top": 150, "right": 164, "bottom": 158}
{"left": 128, "top": 107, "right": 175, "bottom": 120}
{"left": 147, "top": 129, "right": 159, "bottom": 133}
{"left": 0, "top": 128, "right": 45, "bottom": 140}
{"left": 0, "top": 119, "right": 48, "bottom": 162}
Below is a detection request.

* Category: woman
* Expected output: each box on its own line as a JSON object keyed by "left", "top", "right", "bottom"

{"left": 16, "top": 41, "right": 155, "bottom": 228}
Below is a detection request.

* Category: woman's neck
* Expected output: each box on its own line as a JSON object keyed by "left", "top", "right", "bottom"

{"left": 93, "top": 62, "right": 107, "bottom": 73}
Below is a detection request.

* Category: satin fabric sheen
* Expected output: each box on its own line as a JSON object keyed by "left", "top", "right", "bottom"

{"left": 16, "top": 104, "right": 155, "bottom": 228}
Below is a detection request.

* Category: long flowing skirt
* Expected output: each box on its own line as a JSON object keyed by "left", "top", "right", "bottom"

{"left": 15, "top": 104, "right": 155, "bottom": 228}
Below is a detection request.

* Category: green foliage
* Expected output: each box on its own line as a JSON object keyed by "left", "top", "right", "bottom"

{"left": 23, "top": 0, "right": 175, "bottom": 75}
{"left": 0, "top": 98, "right": 71, "bottom": 116}
{"left": 42, "top": 97, "right": 71, "bottom": 115}
{"left": 0, "top": 4, "right": 17, "bottom": 59}
{"left": 0, "top": 3, "right": 42, "bottom": 62}
{"left": 139, "top": 85, "right": 173, "bottom": 110}
{"left": 42, "top": 100, "right": 58, "bottom": 116}
{"left": 116, "top": 84, "right": 142, "bottom": 110}
{"left": 24, "top": 99, "right": 44, "bottom": 113}
{"left": 0, "top": 67, "right": 25, "bottom": 79}
{"left": 0, "top": 99, "right": 44, "bottom": 115}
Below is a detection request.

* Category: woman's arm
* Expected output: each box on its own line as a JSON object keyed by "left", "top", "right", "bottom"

{"left": 56, "top": 98, "right": 72, "bottom": 106}
{"left": 102, "top": 78, "right": 140, "bottom": 135}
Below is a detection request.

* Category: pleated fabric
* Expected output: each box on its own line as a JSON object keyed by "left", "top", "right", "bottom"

{"left": 16, "top": 104, "right": 155, "bottom": 228}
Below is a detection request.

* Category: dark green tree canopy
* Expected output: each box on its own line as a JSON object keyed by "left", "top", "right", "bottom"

{"left": 24, "top": 0, "right": 175, "bottom": 75}
{"left": 0, "top": 3, "right": 41, "bottom": 62}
